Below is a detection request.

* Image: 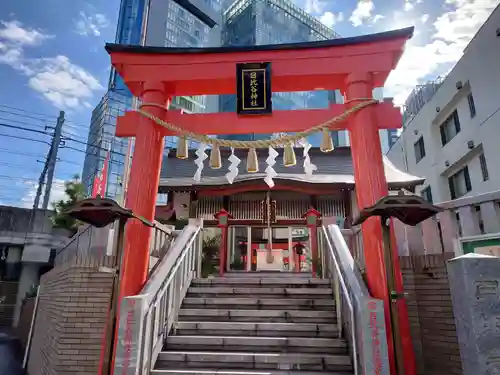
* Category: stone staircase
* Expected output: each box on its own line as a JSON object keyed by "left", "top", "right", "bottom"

{"left": 151, "top": 272, "right": 354, "bottom": 375}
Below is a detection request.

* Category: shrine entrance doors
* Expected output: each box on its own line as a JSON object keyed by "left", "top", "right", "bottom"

{"left": 227, "top": 225, "right": 311, "bottom": 273}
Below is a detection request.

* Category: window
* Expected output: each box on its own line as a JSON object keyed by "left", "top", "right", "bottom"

{"left": 414, "top": 137, "right": 426, "bottom": 163}
{"left": 467, "top": 93, "right": 476, "bottom": 118}
{"left": 440, "top": 110, "right": 461, "bottom": 145}
{"left": 421, "top": 186, "right": 433, "bottom": 203}
{"left": 479, "top": 153, "right": 489, "bottom": 181}
{"left": 448, "top": 166, "right": 472, "bottom": 199}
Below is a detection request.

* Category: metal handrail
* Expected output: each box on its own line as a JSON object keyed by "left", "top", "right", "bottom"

{"left": 321, "top": 226, "right": 358, "bottom": 375}
{"left": 113, "top": 219, "right": 204, "bottom": 375}
{"left": 320, "top": 224, "right": 390, "bottom": 375}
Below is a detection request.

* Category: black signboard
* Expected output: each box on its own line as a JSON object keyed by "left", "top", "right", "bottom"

{"left": 236, "top": 62, "right": 272, "bottom": 115}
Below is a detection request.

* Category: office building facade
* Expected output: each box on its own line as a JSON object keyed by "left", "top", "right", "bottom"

{"left": 387, "top": 5, "right": 500, "bottom": 203}
{"left": 82, "top": 0, "right": 222, "bottom": 199}
{"left": 218, "top": 0, "right": 345, "bottom": 145}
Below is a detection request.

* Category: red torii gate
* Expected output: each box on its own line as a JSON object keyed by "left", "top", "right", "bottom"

{"left": 107, "top": 27, "right": 416, "bottom": 375}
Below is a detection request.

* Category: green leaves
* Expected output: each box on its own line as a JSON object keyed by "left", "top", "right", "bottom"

{"left": 51, "top": 174, "right": 87, "bottom": 235}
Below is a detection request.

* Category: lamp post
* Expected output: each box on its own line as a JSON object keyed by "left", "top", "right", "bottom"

{"left": 352, "top": 190, "right": 443, "bottom": 375}
{"left": 64, "top": 196, "right": 154, "bottom": 375}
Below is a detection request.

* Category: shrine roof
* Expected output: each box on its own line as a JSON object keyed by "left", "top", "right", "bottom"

{"left": 105, "top": 27, "right": 413, "bottom": 56}
{"left": 158, "top": 147, "right": 424, "bottom": 192}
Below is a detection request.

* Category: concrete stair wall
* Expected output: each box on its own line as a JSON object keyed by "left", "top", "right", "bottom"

{"left": 152, "top": 273, "right": 354, "bottom": 375}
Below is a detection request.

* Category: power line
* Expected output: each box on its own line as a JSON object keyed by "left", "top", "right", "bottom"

{"left": 0, "top": 133, "right": 51, "bottom": 145}
{"left": 0, "top": 122, "right": 52, "bottom": 135}
{"left": 0, "top": 148, "right": 47, "bottom": 158}
{"left": 0, "top": 104, "right": 57, "bottom": 120}
{"left": 0, "top": 174, "right": 65, "bottom": 185}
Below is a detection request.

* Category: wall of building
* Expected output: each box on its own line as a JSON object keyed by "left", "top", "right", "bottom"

{"left": 400, "top": 253, "right": 463, "bottom": 375}
{"left": 0, "top": 206, "right": 69, "bottom": 328}
{"left": 27, "top": 261, "right": 114, "bottom": 375}
{"left": 387, "top": 6, "right": 500, "bottom": 203}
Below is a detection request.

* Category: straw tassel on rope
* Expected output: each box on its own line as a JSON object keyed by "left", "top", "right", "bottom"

{"left": 176, "top": 136, "right": 189, "bottom": 159}
{"left": 320, "top": 128, "right": 334, "bottom": 153}
{"left": 283, "top": 143, "right": 297, "bottom": 167}
{"left": 209, "top": 143, "right": 222, "bottom": 169}
{"left": 247, "top": 148, "right": 259, "bottom": 173}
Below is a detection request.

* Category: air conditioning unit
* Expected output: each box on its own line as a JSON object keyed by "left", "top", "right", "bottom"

{"left": 467, "top": 140, "right": 474, "bottom": 149}
{"left": 456, "top": 81, "right": 463, "bottom": 90}
{"left": 445, "top": 160, "right": 450, "bottom": 167}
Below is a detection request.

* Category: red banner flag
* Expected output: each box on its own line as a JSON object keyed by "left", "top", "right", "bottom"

{"left": 92, "top": 150, "right": 110, "bottom": 198}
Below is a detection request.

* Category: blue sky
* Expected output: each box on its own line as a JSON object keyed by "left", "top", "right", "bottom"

{"left": 0, "top": 0, "right": 498, "bottom": 207}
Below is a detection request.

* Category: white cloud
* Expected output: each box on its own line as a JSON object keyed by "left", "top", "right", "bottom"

{"left": 385, "top": 0, "right": 499, "bottom": 105}
{"left": 28, "top": 56, "right": 103, "bottom": 108}
{"left": 0, "top": 20, "right": 52, "bottom": 45}
{"left": 304, "top": 0, "right": 328, "bottom": 15}
{"left": 0, "top": 20, "right": 104, "bottom": 109}
{"left": 21, "top": 179, "right": 67, "bottom": 209}
{"left": 319, "top": 11, "right": 344, "bottom": 27}
{"left": 349, "top": 0, "right": 375, "bottom": 27}
{"left": 74, "top": 11, "right": 109, "bottom": 37}
{"left": 420, "top": 14, "right": 430, "bottom": 23}
{"left": 372, "top": 14, "right": 385, "bottom": 24}
{"left": 404, "top": 1, "right": 414, "bottom": 11}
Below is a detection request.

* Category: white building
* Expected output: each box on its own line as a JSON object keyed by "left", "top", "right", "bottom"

{"left": 387, "top": 5, "right": 500, "bottom": 204}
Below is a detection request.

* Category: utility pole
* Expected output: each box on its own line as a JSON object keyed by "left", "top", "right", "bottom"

{"left": 41, "top": 111, "right": 65, "bottom": 209}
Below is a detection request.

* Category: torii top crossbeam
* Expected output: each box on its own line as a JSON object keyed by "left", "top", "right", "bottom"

{"left": 106, "top": 27, "right": 413, "bottom": 137}
{"left": 106, "top": 27, "right": 413, "bottom": 96}
{"left": 107, "top": 26, "right": 416, "bottom": 375}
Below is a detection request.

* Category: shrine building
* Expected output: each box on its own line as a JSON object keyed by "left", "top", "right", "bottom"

{"left": 155, "top": 146, "right": 424, "bottom": 272}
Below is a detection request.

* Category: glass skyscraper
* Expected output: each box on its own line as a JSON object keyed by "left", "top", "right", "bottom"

{"left": 81, "top": 0, "right": 222, "bottom": 199}
{"left": 218, "top": 0, "right": 343, "bottom": 145}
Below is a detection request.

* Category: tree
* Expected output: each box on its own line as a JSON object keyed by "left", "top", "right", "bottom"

{"left": 51, "top": 174, "right": 87, "bottom": 234}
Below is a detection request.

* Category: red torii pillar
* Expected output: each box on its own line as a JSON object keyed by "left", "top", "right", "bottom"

{"left": 107, "top": 27, "right": 416, "bottom": 375}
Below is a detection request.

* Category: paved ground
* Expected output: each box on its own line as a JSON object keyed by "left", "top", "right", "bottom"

{"left": 0, "top": 332, "right": 23, "bottom": 375}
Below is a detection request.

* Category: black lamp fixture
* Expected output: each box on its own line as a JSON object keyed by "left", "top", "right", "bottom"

{"left": 352, "top": 190, "right": 443, "bottom": 375}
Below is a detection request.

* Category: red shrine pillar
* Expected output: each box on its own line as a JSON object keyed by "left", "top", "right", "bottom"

{"left": 214, "top": 209, "right": 232, "bottom": 276}
{"left": 303, "top": 208, "right": 321, "bottom": 277}
{"left": 345, "top": 72, "right": 415, "bottom": 375}
{"left": 119, "top": 82, "right": 168, "bottom": 298}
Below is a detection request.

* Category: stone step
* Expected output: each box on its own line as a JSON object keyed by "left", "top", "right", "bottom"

{"left": 178, "top": 309, "right": 336, "bottom": 323}
{"left": 151, "top": 369, "right": 353, "bottom": 375}
{"left": 182, "top": 298, "right": 334, "bottom": 310}
{"left": 192, "top": 278, "right": 330, "bottom": 288}
{"left": 173, "top": 322, "right": 339, "bottom": 338}
{"left": 156, "top": 351, "right": 353, "bottom": 372}
{"left": 222, "top": 272, "right": 312, "bottom": 278}
{"left": 165, "top": 336, "right": 347, "bottom": 354}
{"left": 187, "top": 287, "right": 333, "bottom": 299}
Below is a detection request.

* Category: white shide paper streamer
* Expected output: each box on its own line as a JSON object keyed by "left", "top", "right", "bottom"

{"left": 300, "top": 139, "right": 317, "bottom": 177}
{"left": 264, "top": 146, "right": 279, "bottom": 188}
{"left": 193, "top": 143, "right": 208, "bottom": 182}
{"left": 225, "top": 147, "right": 241, "bottom": 184}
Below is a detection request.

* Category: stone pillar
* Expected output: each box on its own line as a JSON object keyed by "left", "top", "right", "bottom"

{"left": 438, "top": 210, "right": 459, "bottom": 254}
{"left": 447, "top": 253, "right": 500, "bottom": 375}
{"left": 458, "top": 206, "right": 481, "bottom": 237}
{"left": 421, "top": 217, "right": 443, "bottom": 254}
{"left": 405, "top": 225, "right": 424, "bottom": 256}
{"left": 480, "top": 201, "right": 500, "bottom": 234}
{"left": 119, "top": 81, "right": 168, "bottom": 299}
{"left": 214, "top": 209, "right": 232, "bottom": 276}
{"left": 303, "top": 208, "right": 321, "bottom": 277}
{"left": 13, "top": 262, "right": 41, "bottom": 327}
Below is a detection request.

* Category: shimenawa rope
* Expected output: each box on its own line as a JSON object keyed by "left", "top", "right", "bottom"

{"left": 136, "top": 98, "right": 378, "bottom": 149}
